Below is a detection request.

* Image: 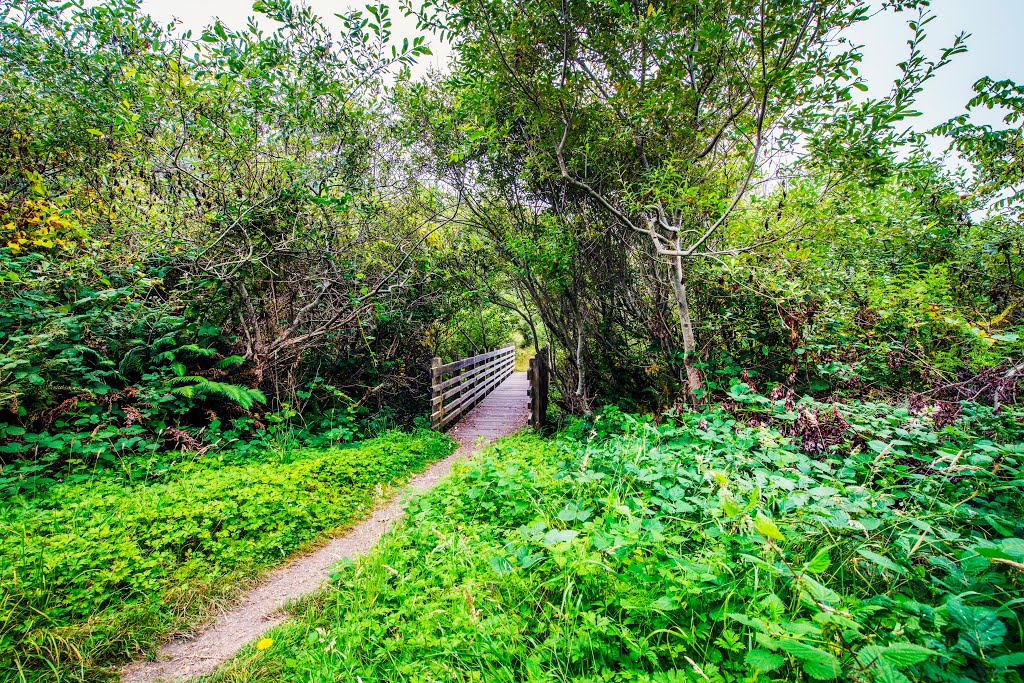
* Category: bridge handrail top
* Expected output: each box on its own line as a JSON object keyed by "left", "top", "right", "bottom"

{"left": 433, "top": 345, "right": 515, "bottom": 375}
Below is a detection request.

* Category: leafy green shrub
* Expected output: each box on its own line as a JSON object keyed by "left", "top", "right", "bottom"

{"left": 0, "top": 235, "right": 273, "bottom": 491}
{"left": 225, "top": 401, "right": 1023, "bottom": 683}
{"left": 0, "top": 429, "right": 454, "bottom": 682}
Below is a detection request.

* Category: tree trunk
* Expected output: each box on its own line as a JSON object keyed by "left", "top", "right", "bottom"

{"left": 669, "top": 254, "right": 703, "bottom": 401}
{"left": 575, "top": 320, "right": 586, "bottom": 397}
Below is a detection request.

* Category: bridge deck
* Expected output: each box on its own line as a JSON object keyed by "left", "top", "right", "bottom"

{"left": 447, "top": 371, "right": 530, "bottom": 446}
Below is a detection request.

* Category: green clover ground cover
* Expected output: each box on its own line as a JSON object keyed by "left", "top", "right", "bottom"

{"left": 209, "top": 399, "right": 1023, "bottom": 683}
{"left": 0, "top": 429, "right": 455, "bottom": 682}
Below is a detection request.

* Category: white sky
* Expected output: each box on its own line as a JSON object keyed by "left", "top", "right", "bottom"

{"left": 844, "top": 1, "right": 1024, "bottom": 131}
{"left": 141, "top": 0, "right": 1022, "bottom": 131}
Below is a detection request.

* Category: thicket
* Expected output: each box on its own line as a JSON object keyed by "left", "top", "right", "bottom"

{"left": 1, "top": 0, "right": 1023, "bottom": 678}
{"left": 0, "top": 429, "right": 454, "bottom": 680}
{"left": 204, "top": 397, "right": 1023, "bottom": 683}
{"left": 0, "top": 0, "right": 470, "bottom": 488}
{"left": 2, "top": 0, "right": 1022, "bottom": 479}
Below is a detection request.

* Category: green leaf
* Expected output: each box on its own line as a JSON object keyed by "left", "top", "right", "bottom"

{"left": 542, "top": 529, "right": 578, "bottom": 546}
{"left": 487, "top": 555, "right": 514, "bottom": 575}
{"left": 739, "top": 553, "right": 781, "bottom": 573}
{"left": 745, "top": 648, "right": 785, "bottom": 672}
{"left": 879, "top": 643, "right": 939, "bottom": 666}
{"left": 798, "top": 575, "right": 842, "bottom": 606}
{"left": 804, "top": 547, "right": 830, "bottom": 574}
{"left": 856, "top": 548, "right": 905, "bottom": 574}
{"left": 872, "top": 659, "right": 911, "bottom": 683}
{"left": 556, "top": 502, "right": 592, "bottom": 522}
{"left": 999, "top": 537, "right": 1024, "bottom": 559}
{"left": 754, "top": 514, "right": 785, "bottom": 542}
{"left": 947, "top": 597, "right": 1006, "bottom": 653}
{"left": 727, "top": 612, "right": 760, "bottom": 628}
{"left": 974, "top": 546, "right": 1013, "bottom": 561}
{"left": 650, "top": 595, "right": 678, "bottom": 611}
{"left": 992, "top": 652, "right": 1024, "bottom": 668}
{"left": 777, "top": 640, "right": 842, "bottom": 680}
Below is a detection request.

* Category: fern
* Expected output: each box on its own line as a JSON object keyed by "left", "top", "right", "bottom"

{"left": 118, "top": 345, "right": 146, "bottom": 376}
{"left": 173, "top": 344, "right": 219, "bottom": 358}
{"left": 153, "top": 344, "right": 220, "bottom": 363}
{"left": 166, "top": 376, "right": 266, "bottom": 410}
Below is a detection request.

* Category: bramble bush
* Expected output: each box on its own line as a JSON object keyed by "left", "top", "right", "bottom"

{"left": 0, "top": 429, "right": 454, "bottom": 682}
{"left": 220, "top": 395, "right": 1023, "bottom": 683}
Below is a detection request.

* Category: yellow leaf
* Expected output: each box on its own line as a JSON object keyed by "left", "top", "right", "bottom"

{"left": 647, "top": 3, "right": 655, "bottom": 16}
{"left": 754, "top": 514, "right": 785, "bottom": 542}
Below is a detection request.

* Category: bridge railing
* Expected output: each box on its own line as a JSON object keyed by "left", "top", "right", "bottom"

{"left": 430, "top": 345, "right": 515, "bottom": 430}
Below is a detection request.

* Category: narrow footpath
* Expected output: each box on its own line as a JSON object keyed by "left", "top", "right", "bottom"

{"left": 121, "top": 371, "right": 530, "bottom": 683}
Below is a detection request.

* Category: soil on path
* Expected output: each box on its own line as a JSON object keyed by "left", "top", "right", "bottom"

{"left": 120, "top": 372, "right": 530, "bottom": 683}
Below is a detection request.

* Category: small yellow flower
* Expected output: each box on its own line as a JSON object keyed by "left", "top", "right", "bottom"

{"left": 256, "top": 638, "right": 273, "bottom": 651}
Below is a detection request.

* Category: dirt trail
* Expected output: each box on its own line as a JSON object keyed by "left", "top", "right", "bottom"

{"left": 121, "top": 372, "right": 530, "bottom": 683}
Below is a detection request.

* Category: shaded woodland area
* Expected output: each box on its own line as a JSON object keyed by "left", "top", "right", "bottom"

{"left": 1, "top": 0, "right": 1023, "bottom": 681}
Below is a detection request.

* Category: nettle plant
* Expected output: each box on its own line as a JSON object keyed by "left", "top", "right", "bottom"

{"left": 264, "top": 395, "right": 1021, "bottom": 683}
{"left": 510, "top": 402, "right": 1020, "bottom": 681}
{"left": 535, "top": 398, "right": 1023, "bottom": 682}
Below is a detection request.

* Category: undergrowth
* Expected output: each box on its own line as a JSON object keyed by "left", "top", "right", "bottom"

{"left": 0, "top": 429, "right": 455, "bottom": 683}
{"left": 212, "top": 397, "right": 1023, "bottom": 683}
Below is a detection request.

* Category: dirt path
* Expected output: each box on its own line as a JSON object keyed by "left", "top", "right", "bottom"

{"left": 121, "top": 372, "right": 530, "bottom": 683}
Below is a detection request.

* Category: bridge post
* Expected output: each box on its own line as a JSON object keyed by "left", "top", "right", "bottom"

{"left": 528, "top": 346, "right": 549, "bottom": 431}
{"left": 430, "top": 356, "right": 442, "bottom": 430}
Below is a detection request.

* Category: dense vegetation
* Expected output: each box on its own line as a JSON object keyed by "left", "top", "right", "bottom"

{"left": 1, "top": 429, "right": 454, "bottom": 679}
{"left": 2, "top": 0, "right": 1022, "bottom": 472}
{"left": 1, "top": 0, "right": 1022, "bottom": 681}
{"left": 199, "top": 398, "right": 1024, "bottom": 683}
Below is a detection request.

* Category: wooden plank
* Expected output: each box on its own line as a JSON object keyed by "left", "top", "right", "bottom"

{"left": 433, "top": 359, "right": 513, "bottom": 420}
{"left": 430, "top": 345, "right": 517, "bottom": 431}
{"left": 539, "top": 347, "right": 549, "bottom": 428}
{"left": 435, "top": 348, "right": 500, "bottom": 375}
{"left": 450, "top": 355, "right": 512, "bottom": 397}
{"left": 439, "top": 356, "right": 513, "bottom": 401}
{"left": 435, "top": 345, "right": 513, "bottom": 374}
{"left": 436, "top": 353, "right": 508, "bottom": 392}
{"left": 441, "top": 372, "right": 509, "bottom": 427}
{"left": 529, "top": 347, "right": 549, "bottom": 431}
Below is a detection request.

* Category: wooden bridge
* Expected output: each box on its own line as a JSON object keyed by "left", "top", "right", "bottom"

{"left": 430, "top": 345, "right": 549, "bottom": 443}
